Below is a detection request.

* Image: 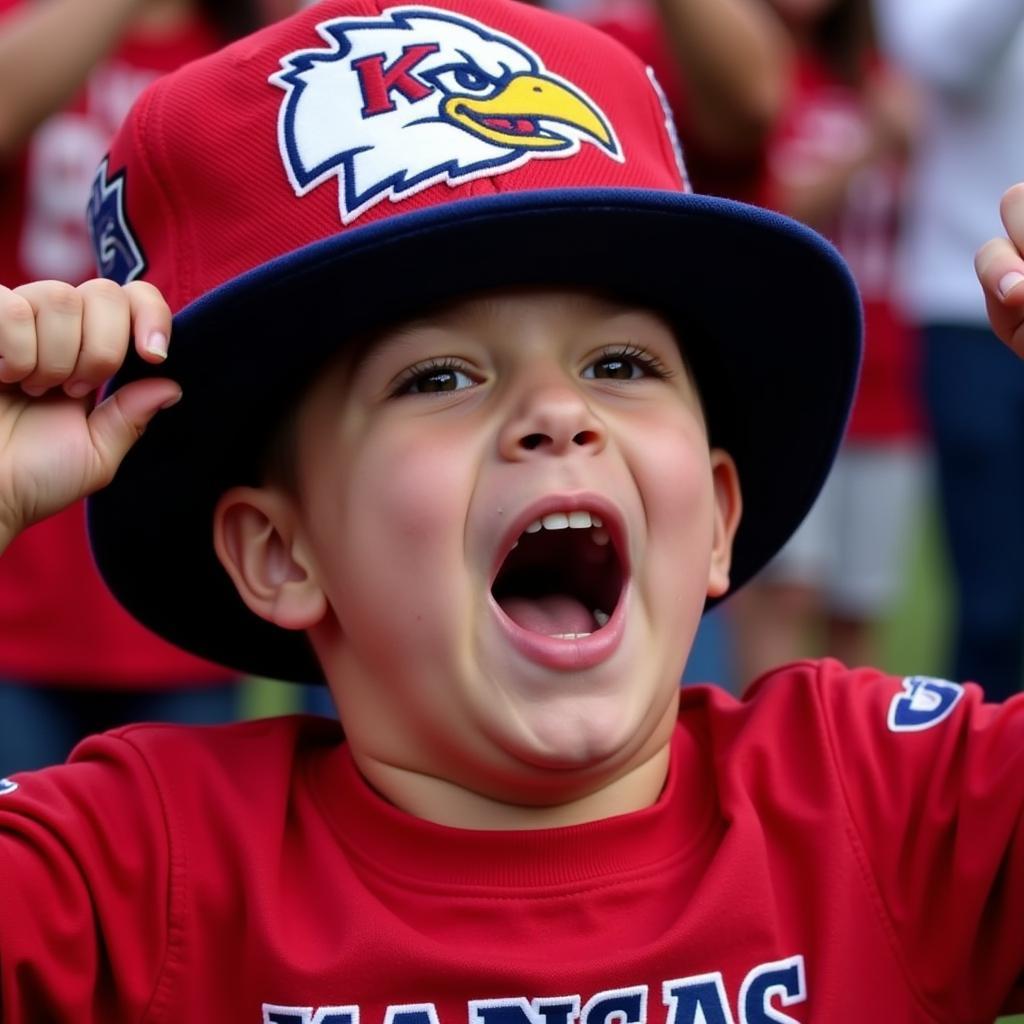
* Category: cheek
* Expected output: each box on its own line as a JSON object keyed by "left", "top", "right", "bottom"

{"left": 311, "top": 421, "right": 481, "bottom": 621}
{"left": 634, "top": 411, "right": 715, "bottom": 523}
{"left": 625, "top": 411, "right": 718, "bottom": 593}
{"left": 370, "top": 427, "right": 474, "bottom": 552}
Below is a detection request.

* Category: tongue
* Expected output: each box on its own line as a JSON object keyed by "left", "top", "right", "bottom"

{"left": 499, "top": 594, "right": 596, "bottom": 636}
{"left": 483, "top": 117, "right": 536, "bottom": 134}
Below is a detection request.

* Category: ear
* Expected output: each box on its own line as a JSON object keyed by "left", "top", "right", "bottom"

{"left": 213, "top": 485, "right": 327, "bottom": 631}
{"left": 706, "top": 448, "right": 742, "bottom": 599}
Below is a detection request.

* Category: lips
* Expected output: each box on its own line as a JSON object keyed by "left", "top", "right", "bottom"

{"left": 488, "top": 495, "right": 629, "bottom": 670}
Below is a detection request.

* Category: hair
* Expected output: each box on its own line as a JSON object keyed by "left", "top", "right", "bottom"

{"left": 262, "top": 398, "right": 302, "bottom": 494}
{"left": 812, "top": 0, "right": 876, "bottom": 87}
{"left": 198, "top": 0, "right": 264, "bottom": 41}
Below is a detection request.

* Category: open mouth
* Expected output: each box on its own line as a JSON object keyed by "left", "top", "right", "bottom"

{"left": 491, "top": 510, "right": 624, "bottom": 640}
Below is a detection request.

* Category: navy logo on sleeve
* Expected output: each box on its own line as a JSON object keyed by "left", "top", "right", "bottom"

{"left": 887, "top": 676, "right": 964, "bottom": 732}
{"left": 0, "top": 778, "right": 18, "bottom": 795}
{"left": 87, "top": 157, "right": 146, "bottom": 285}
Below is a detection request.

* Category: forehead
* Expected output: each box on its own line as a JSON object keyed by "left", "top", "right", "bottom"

{"left": 340, "top": 288, "right": 686, "bottom": 375}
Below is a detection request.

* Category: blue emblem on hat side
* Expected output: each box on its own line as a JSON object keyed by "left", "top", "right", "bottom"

{"left": 0, "top": 778, "right": 18, "bottom": 795}
{"left": 87, "top": 157, "right": 147, "bottom": 285}
{"left": 269, "top": 6, "right": 622, "bottom": 224}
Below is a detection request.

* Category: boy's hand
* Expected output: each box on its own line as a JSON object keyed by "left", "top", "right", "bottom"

{"left": 0, "top": 279, "right": 180, "bottom": 551}
{"left": 976, "top": 183, "right": 1024, "bottom": 358}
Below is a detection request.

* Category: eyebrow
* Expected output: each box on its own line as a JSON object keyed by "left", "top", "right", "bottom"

{"left": 346, "top": 320, "right": 451, "bottom": 387}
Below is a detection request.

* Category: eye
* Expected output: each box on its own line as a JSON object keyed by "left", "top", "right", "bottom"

{"left": 454, "top": 66, "right": 489, "bottom": 91}
{"left": 423, "top": 61, "right": 493, "bottom": 95}
{"left": 392, "top": 359, "right": 478, "bottom": 396}
{"left": 582, "top": 346, "right": 673, "bottom": 381}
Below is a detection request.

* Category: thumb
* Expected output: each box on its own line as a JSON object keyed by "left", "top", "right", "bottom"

{"left": 86, "top": 379, "right": 182, "bottom": 488}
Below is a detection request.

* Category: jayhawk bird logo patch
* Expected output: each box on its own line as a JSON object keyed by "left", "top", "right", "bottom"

{"left": 269, "top": 7, "right": 623, "bottom": 223}
{"left": 0, "top": 778, "right": 18, "bottom": 796}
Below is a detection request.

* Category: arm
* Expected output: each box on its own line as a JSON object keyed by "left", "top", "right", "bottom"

{"left": 0, "top": 732, "right": 175, "bottom": 1021}
{"left": 654, "top": 0, "right": 791, "bottom": 154}
{"left": 874, "top": 0, "right": 1024, "bottom": 94}
{"left": 0, "top": 278, "right": 179, "bottom": 557}
{"left": 0, "top": 0, "right": 148, "bottom": 160}
{"left": 772, "top": 68, "right": 918, "bottom": 231}
{"left": 811, "top": 664, "right": 1024, "bottom": 1018}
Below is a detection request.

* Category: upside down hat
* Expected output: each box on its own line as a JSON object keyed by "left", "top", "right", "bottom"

{"left": 87, "top": 0, "right": 861, "bottom": 683}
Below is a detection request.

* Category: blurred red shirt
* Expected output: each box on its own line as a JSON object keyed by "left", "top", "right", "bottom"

{"left": 0, "top": 0, "right": 236, "bottom": 684}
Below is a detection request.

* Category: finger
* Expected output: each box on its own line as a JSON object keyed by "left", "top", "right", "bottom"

{"left": 1001, "top": 182, "right": 1024, "bottom": 256}
{"left": 975, "top": 235, "right": 1024, "bottom": 302}
{"left": 0, "top": 284, "right": 38, "bottom": 384}
{"left": 15, "top": 280, "right": 83, "bottom": 395}
{"left": 65, "top": 279, "right": 131, "bottom": 399}
{"left": 123, "top": 280, "right": 172, "bottom": 364}
{"left": 975, "top": 235, "right": 1024, "bottom": 355}
{"left": 85, "top": 378, "right": 183, "bottom": 490}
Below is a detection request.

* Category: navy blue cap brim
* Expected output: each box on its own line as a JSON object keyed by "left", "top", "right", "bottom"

{"left": 88, "top": 188, "right": 861, "bottom": 683}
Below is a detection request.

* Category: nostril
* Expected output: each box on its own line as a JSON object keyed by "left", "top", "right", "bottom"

{"left": 521, "top": 433, "right": 548, "bottom": 450}
{"left": 572, "top": 430, "right": 599, "bottom": 446}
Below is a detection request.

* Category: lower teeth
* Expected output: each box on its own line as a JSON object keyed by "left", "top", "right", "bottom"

{"left": 552, "top": 609, "right": 609, "bottom": 640}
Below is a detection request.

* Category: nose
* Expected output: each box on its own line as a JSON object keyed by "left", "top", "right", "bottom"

{"left": 498, "top": 374, "right": 607, "bottom": 460}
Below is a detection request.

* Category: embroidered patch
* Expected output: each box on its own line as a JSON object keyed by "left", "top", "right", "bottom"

{"left": 269, "top": 7, "right": 623, "bottom": 223}
{"left": 87, "top": 157, "right": 146, "bottom": 285}
{"left": 0, "top": 778, "right": 19, "bottom": 796}
{"left": 887, "top": 676, "right": 964, "bottom": 732}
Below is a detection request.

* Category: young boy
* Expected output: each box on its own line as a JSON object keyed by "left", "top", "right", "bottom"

{"left": 0, "top": 0, "right": 1023, "bottom": 1020}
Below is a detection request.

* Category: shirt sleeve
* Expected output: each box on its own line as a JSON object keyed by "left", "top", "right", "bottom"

{"left": 813, "top": 660, "right": 1024, "bottom": 1020}
{"left": 0, "top": 732, "right": 173, "bottom": 1023}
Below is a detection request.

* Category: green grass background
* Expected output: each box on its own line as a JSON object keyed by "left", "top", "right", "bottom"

{"left": 876, "top": 503, "right": 950, "bottom": 678}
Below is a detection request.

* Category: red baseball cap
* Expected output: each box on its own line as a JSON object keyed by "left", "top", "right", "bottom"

{"left": 87, "top": 0, "right": 861, "bottom": 682}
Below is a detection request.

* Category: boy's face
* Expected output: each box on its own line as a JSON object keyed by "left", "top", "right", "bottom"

{"left": 277, "top": 290, "right": 738, "bottom": 806}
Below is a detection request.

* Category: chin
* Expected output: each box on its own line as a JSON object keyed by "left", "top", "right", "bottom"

{"left": 499, "top": 689, "right": 660, "bottom": 773}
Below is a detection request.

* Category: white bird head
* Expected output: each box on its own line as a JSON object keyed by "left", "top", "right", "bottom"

{"left": 270, "top": 7, "right": 622, "bottom": 222}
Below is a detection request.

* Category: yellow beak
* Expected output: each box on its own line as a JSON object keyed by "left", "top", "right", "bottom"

{"left": 443, "top": 73, "right": 614, "bottom": 151}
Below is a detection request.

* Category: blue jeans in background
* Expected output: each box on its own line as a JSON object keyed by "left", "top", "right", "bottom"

{"left": 0, "top": 680, "right": 240, "bottom": 776}
{"left": 924, "top": 323, "right": 1024, "bottom": 701}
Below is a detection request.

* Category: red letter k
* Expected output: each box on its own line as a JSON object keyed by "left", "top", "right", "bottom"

{"left": 352, "top": 43, "right": 441, "bottom": 117}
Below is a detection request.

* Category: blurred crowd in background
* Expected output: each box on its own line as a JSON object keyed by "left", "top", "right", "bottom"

{"left": 1, "top": 0, "right": 1022, "bottom": 775}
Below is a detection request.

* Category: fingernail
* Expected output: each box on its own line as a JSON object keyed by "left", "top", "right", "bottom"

{"left": 999, "top": 272, "right": 1024, "bottom": 298}
{"left": 22, "top": 385, "right": 47, "bottom": 397}
{"left": 159, "top": 390, "right": 182, "bottom": 410}
{"left": 146, "top": 331, "right": 169, "bottom": 360}
{"left": 65, "top": 381, "right": 93, "bottom": 398}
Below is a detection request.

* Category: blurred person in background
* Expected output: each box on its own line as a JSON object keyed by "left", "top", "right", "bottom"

{"left": 874, "top": 0, "right": 1024, "bottom": 702}
{"left": 0, "top": 0, "right": 273, "bottom": 774}
{"left": 730, "top": 0, "right": 925, "bottom": 688}
{"left": 579, "top": 0, "right": 790, "bottom": 203}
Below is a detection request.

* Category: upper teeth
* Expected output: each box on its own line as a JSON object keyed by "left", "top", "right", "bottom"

{"left": 524, "top": 511, "right": 604, "bottom": 534}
